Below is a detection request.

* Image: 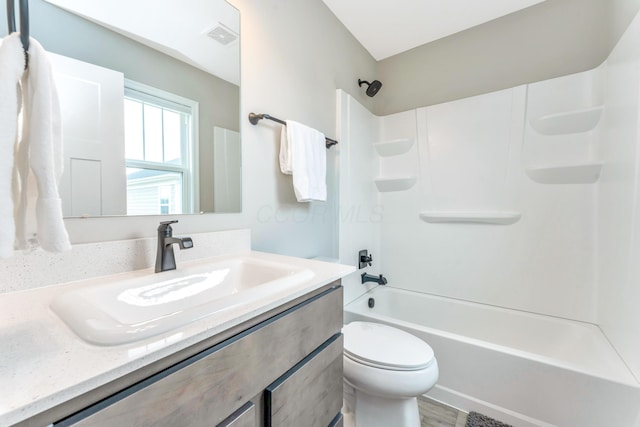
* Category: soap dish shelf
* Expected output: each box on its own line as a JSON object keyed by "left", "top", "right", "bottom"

{"left": 529, "top": 106, "right": 603, "bottom": 135}
{"left": 525, "top": 162, "right": 602, "bottom": 184}
{"left": 374, "top": 176, "right": 417, "bottom": 192}
{"left": 373, "top": 138, "right": 414, "bottom": 157}
{"left": 419, "top": 211, "right": 522, "bottom": 225}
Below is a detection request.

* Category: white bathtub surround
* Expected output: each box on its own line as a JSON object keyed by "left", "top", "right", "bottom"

{"left": 417, "top": 87, "right": 524, "bottom": 217}
{"left": 336, "top": 90, "right": 382, "bottom": 305}
{"left": 380, "top": 86, "right": 597, "bottom": 323}
{"left": 597, "top": 7, "right": 640, "bottom": 386}
{"left": 0, "top": 228, "right": 250, "bottom": 293}
{"left": 0, "top": 230, "right": 354, "bottom": 425}
{"left": 337, "top": 86, "right": 597, "bottom": 320}
{"left": 344, "top": 287, "right": 640, "bottom": 427}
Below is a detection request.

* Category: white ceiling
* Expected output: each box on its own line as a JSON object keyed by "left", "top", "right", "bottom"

{"left": 322, "top": 0, "right": 549, "bottom": 60}
{"left": 44, "top": 0, "right": 240, "bottom": 85}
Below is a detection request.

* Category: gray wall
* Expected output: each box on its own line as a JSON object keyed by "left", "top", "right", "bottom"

{"left": 375, "top": 0, "right": 640, "bottom": 115}
{"left": 3, "top": 0, "right": 241, "bottom": 213}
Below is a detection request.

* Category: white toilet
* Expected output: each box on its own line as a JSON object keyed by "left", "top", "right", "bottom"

{"left": 342, "top": 321, "right": 438, "bottom": 427}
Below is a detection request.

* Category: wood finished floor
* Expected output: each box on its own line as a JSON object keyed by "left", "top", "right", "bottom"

{"left": 418, "top": 395, "right": 468, "bottom": 427}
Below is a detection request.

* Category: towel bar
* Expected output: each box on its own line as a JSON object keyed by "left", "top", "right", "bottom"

{"left": 248, "top": 112, "right": 338, "bottom": 148}
{"left": 5, "top": 0, "right": 30, "bottom": 68}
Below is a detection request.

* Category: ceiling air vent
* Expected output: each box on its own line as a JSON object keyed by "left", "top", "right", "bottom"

{"left": 206, "top": 23, "right": 238, "bottom": 46}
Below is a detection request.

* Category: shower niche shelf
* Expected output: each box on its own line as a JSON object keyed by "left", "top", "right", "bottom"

{"left": 373, "top": 138, "right": 414, "bottom": 157}
{"left": 525, "top": 162, "right": 602, "bottom": 184}
{"left": 374, "top": 176, "right": 417, "bottom": 192}
{"left": 529, "top": 106, "right": 603, "bottom": 135}
{"left": 418, "top": 211, "right": 522, "bottom": 225}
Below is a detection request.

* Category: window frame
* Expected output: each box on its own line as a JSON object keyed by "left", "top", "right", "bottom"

{"left": 124, "top": 79, "right": 199, "bottom": 214}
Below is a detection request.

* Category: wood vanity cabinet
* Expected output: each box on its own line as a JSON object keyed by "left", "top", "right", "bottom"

{"left": 51, "top": 284, "right": 344, "bottom": 427}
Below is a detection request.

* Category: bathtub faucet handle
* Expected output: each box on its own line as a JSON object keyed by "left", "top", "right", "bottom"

{"left": 359, "top": 249, "right": 373, "bottom": 269}
{"left": 363, "top": 254, "right": 373, "bottom": 265}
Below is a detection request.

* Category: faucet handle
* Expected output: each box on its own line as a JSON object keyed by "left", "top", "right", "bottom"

{"left": 358, "top": 249, "right": 373, "bottom": 269}
{"left": 158, "top": 220, "right": 178, "bottom": 231}
{"left": 181, "top": 237, "right": 194, "bottom": 249}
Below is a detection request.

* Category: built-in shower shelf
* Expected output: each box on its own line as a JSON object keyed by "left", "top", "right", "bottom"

{"left": 418, "top": 211, "right": 522, "bottom": 225}
{"left": 530, "top": 106, "right": 603, "bottom": 135}
{"left": 526, "top": 162, "right": 603, "bottom": 184}
{"left": 373, "top": 138, "right": 414, "bottom": 156}
{"left": 374, "top": 176, "right": 417, "bottom": 192}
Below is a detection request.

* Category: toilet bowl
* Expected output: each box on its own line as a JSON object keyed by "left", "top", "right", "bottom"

{"left": 342, "top": 321, "right": 438, "bottom": 427}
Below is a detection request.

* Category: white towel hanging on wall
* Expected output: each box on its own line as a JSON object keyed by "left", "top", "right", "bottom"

{"left": 0, "top": 34, "right": 23, "bottom": 257}
{"left": 0, "top": 34, "right": 70, "bottom": 256}
{"left": 280, "top": 120, "right": 327, "bottom": 202}
{"left": 15, "top": 37, "right": 71, "bottom": 253}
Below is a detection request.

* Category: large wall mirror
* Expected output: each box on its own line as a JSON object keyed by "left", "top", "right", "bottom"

{"left": 26, "top": 0, "right": 241, "bottom": 216}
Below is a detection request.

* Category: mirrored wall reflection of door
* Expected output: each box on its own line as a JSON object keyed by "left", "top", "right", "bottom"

{"left": 53, "top": 53, "right": 126, "bottom": 217}
{"left": 213, "top": 127, "right": 241, "bottom": 213}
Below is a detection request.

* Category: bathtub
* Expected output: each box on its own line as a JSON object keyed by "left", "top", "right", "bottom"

{"left": 344, "top": 287, "right": 640, "bottom": 427}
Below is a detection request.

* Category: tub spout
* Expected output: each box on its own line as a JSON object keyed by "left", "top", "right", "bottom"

{"left": 361, "top": 273, "right": 387, "bottom": 285}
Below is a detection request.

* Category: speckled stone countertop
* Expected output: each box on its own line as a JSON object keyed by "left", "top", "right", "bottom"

{"left": 0, "top": 239, "right": 354, "bottom": 426}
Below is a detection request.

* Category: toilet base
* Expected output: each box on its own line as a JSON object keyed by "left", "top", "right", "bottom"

{"left": 348, "top": 386, "right": 421, "bottom": 427}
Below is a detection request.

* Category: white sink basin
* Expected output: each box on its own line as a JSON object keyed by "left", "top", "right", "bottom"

{"left": 51, "top": 255, "right": 315, "bottom": 345}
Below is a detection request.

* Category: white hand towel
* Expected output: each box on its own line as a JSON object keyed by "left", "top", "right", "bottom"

{"left": 15, "top": 37, "right": 71, "bottom": 253}
{"left": 0, "top": 34, "right": 25, "bottom": 258}
{"left": 279, "top": 120, "right": 327, "bottom": 202}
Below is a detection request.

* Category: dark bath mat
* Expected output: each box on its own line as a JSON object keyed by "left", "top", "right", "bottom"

{"left": 465, "top": 411, "right": 513, "bottom": 427}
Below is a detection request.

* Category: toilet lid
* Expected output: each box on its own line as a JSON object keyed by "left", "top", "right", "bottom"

{"left": 343, "top": 322, "right": 435, "bottom": 371}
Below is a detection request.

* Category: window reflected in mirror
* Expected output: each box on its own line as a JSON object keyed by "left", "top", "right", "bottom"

{"left": 124, "top": 83, "right": 197, "bottom": 215}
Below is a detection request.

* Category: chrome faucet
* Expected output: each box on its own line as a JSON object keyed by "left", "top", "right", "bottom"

{"left": 361, "top": 272, "right": 388, "bottom": 285}
{"left": 155, "top": 220, "right": 193, "bottom": 273}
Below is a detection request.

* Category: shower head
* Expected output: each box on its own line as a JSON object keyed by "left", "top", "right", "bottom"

{"left": 358, "top": 79, "right": 383, "bottom": 97}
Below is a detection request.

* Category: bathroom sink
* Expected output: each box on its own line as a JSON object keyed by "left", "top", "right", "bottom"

{"left": 51, "top": 255, "right": 315, "bottom": 345}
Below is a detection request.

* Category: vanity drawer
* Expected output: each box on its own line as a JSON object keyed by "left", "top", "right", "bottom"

{"left": 217, "top": 401, "right": 256, "bottom": 427}
{"left": 265, "top": 333, "right": 343, "bottom": 427}
{"left": 57, "top": 285, "right": 343, "bottom": 427}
